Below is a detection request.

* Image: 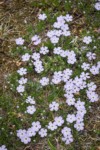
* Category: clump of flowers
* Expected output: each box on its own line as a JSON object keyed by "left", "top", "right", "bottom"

{"left": 9, "top": 11, "right": 100, "bottom": 147}
{"left": 0, "top": 145, "right": 7, "bottom": 150}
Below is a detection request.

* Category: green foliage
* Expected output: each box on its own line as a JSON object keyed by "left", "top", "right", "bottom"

{"left": 48, "top": 139, "right": 56, "bottom": 150}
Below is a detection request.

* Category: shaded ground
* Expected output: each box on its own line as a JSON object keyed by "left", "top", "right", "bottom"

{"left": 0, "top": 0, "right": 34, "bottom": 90}
{"left": 0, "top": 1, "right": 100, "bottom": 150}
